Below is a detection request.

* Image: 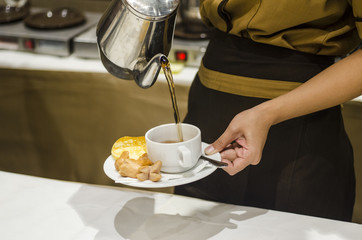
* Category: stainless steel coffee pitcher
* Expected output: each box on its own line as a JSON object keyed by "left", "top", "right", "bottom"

{"left": 96, "top": 0, "right": 179, "bottom": 88}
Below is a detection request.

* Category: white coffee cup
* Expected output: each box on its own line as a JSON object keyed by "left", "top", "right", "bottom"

{"left": 145, "top": 123, "right": 201, "bottom": 173}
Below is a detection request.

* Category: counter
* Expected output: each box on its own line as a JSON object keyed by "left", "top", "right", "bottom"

{"left": 0, "top": 50, "right": 198, "bottom": 86}
{"left": 1, "top": 170, "right": 362, "bottom": 240}
{"left": 0, "top": 49, "right": 360, "bottom": 101}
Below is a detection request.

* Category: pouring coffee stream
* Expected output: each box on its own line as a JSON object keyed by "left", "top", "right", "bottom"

{"left": 96, "top": 0, "right": 184, "bottom": 141}
{"left": 161, "top": 56, "right": 184, "bottom": 142}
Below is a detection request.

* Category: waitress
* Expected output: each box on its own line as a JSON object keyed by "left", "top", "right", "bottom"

{"left": 175, "top": 0, "right": 362, "bottom": 222}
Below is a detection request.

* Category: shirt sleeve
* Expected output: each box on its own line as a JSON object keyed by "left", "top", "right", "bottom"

{"left": 351, "top": 0, "right": 362, "bottom": 39}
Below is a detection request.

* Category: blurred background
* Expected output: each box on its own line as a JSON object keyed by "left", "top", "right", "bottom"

{"left": 27, "top": 0, "right": 110, "bottom": 12}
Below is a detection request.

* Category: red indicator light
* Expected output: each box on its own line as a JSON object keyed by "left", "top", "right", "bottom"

{"left": 175, "top": 51, "right": 187, "bottom": 61}
{"left": 24, "top": 39, "right": 34, "bottom": 50}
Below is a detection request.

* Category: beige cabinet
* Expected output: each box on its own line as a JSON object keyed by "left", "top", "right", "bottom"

{"left": 0, "top": 68, "right": 189, "bottom": 193}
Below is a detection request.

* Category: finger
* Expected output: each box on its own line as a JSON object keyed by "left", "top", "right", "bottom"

{"left": 220, "top": 149, "right": 238, "bottom": 161}
{"left": 223, "top": 158, "right": 250, "bottom": 176}
{"left": 205, "top": 129, "right": 236, "bottom": 155}
{"left": 234, "top": 145, "right": 248, "bottom": 159}
{"left": 234, "top": 137, "right": 247, "bottom": 149}
{"left": 223, "top": 143, "right": 234, "bottom": 150}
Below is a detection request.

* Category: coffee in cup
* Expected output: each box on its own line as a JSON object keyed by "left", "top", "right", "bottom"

{"left": 145, "top": 123, "right": 201, "bottom": 173}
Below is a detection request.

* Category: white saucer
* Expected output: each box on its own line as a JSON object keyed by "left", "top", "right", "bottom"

{"left": 103, "top": 142, "right": 220, "bottom": 188}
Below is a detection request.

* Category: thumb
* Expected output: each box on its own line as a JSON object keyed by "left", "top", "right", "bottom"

{"left": 205, "top": 129, "right": 235, "bottom": 155}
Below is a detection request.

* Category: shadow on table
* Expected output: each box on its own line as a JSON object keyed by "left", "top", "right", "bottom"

{"left": 69, "top": 185, "right": 362, "bottom": 240}
{"left": 113, "top": 196, "right": 268, "bottom": 239}
{"left": 68, "top": 185, "right": 267, "bottom": 239}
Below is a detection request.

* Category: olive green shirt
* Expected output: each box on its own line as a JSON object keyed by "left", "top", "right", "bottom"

{"left": 200, "top": 0, "right": 362, "bottom": 55}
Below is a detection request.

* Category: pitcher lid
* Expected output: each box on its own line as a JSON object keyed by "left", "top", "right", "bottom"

{"left": 125, "top": 0, "right": 179, "bottom": 17}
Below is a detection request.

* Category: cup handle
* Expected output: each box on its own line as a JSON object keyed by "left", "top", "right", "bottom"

{"left": 178, "top": 145, "right": 192, "bottom": 168}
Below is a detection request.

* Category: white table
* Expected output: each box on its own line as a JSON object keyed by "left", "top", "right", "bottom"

{"left": 1, "top": 171, "right": 362, "bottom": 240}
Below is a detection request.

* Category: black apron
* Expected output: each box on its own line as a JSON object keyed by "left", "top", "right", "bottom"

{"left": 175, "top": 30, "right": 355, "bottom": 222}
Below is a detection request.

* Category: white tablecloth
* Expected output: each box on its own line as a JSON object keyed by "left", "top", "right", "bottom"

{"left": 1, "top": 171, "right": 361, "bottom": 240}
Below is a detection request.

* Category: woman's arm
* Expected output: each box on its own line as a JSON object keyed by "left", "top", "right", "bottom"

{"left": 266, "top": 49, "right": 362, "bottom": 125}
{"left": 205, "top": 49, "right": 362, "bottom": 175}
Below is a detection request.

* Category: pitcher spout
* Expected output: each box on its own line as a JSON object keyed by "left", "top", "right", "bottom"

{"left": 133, "top": 54, "right": 165, "bottom": 88}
